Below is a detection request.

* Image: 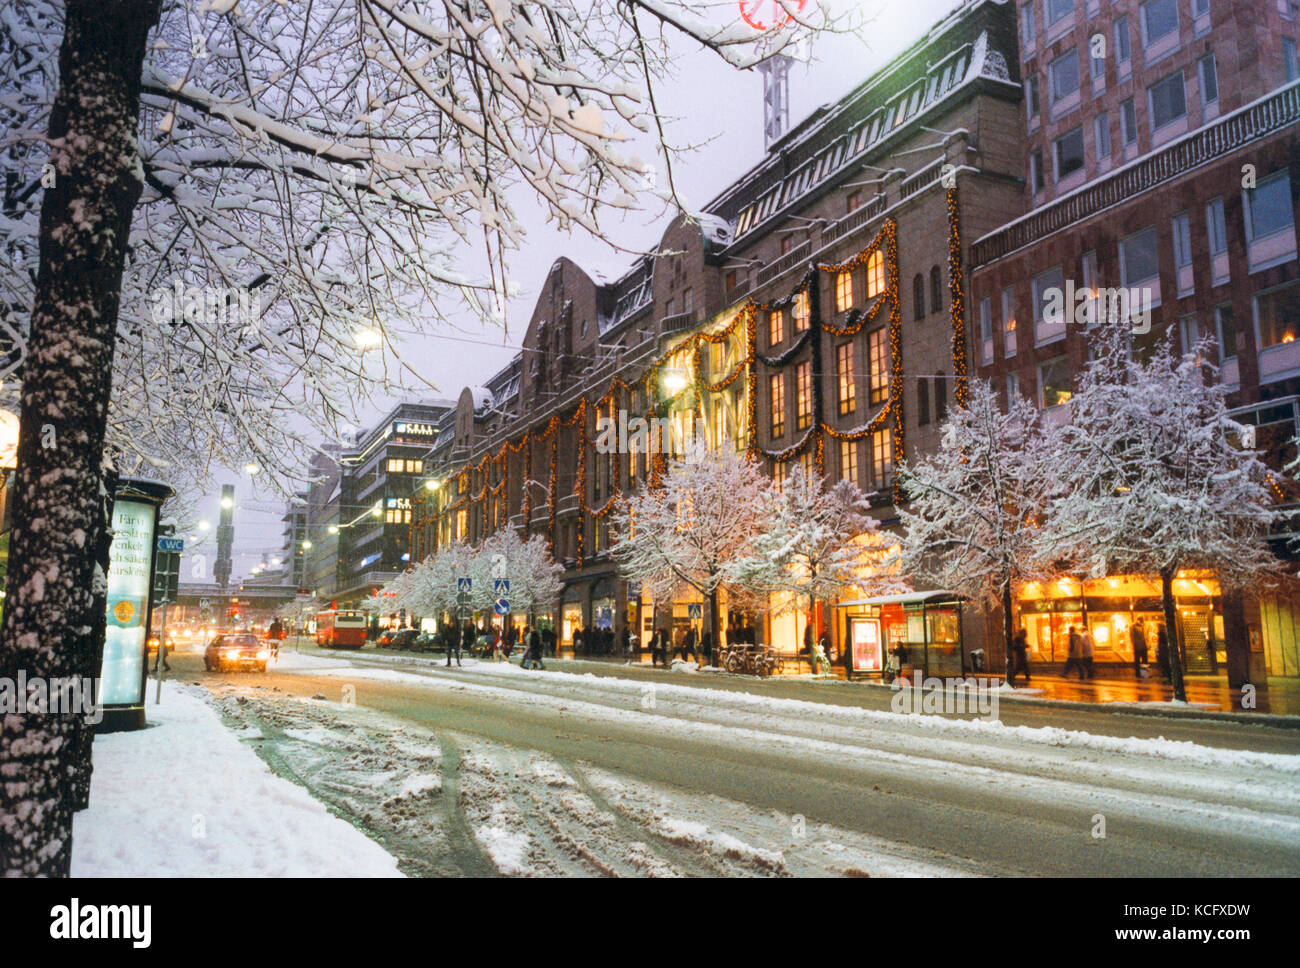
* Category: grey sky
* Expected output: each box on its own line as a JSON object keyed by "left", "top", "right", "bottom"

{"left": 198, "top": 0, "right": 965, "bottom": 579}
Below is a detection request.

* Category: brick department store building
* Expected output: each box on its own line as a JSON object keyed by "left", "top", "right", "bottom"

{"left": 406, "top": 0, "right": 1300, "bottom": 686}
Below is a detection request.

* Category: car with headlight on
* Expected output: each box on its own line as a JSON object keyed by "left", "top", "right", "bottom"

{"left": 204, "top": 632, "right": 271, "bottom": 672}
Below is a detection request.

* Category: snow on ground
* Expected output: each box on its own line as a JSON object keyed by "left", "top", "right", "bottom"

{"left": 71, "top": 682, "right": 403, "bottom": 877}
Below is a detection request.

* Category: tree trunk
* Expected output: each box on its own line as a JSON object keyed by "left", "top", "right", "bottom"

{"left": 1160, "top": 567, "right": 1188, "bottom": 703}
{"left": 1001, "top": 578, "right": 1014, "bottom": 682}
{"left": 0, "top": 0, "right": 161, "bottom": 876}
{"left": 708, "top": 587, "right": 721, "bottom": 660}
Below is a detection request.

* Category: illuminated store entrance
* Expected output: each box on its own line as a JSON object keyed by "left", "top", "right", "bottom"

{"left": 1018, "top": 574, "right": 1223, "bottom": 674}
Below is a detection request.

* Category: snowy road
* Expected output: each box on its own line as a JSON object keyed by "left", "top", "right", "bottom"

{"left": 176, "top": 648, "right": 1300, "bottom": 877}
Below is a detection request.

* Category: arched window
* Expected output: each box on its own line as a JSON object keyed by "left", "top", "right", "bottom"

{"left": 930, "top": 265, "right": 943, "bottom": 313}
{"left": 836, "top": 270, "right": 853, "bottom": 313}
{"left": 866, "top": 250, "right": 886, "bottom": 298}
{"left": 913, "top": 273, "right": 926, "bottom": 320}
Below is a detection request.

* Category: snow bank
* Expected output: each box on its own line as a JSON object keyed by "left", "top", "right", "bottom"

{"left": 71, "top": 683, "right": 403, "bottom": 877}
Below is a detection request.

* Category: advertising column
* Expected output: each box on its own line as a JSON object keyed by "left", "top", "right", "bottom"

{"left": 100, "top": 478, "right": 172, "bottom": 732}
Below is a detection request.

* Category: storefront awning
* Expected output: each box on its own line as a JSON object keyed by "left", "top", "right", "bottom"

{"left": 837, "top": 590, "right": 964, "bottom": 607}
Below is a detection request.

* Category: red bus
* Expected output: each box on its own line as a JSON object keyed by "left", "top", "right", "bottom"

{"left": 315, "top": 609, "right": 368, "bottom": 649}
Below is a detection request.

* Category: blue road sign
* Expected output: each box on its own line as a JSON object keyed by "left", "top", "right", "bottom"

{"left": 688, "top": 603, "right": 702, "bottom": 619}
{"left": 494, "top": 578, "right": 510, "bottom": 595}
{"left": 494, "top": 598, "right": 510, "bottom": 616}
{"left": 157, "top": 537, "right": 185, "bottom": 553}
{"left": 457, "top": 577, "right": 472, "bottom": 593}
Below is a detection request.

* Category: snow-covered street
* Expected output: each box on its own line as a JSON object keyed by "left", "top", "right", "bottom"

{"left": 116, "top": 646, "right": 1300, "bottom": 877}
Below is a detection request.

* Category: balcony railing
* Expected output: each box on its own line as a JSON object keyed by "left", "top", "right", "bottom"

{"left": 822, "top": 194, "right": 888, "bottom": 248}
{"left": 756, "top": 238, "right": 812, "bottom": 289}
{"left": 972, "top": 81, "right": 1300, "bottom": 266}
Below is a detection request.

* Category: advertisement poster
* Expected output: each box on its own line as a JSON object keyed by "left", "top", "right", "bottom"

{"left": 100, "top": 498, "right": 155, "bottom": 705}
{"left": 850, "top": 618, "right": 882, "bottom": 672}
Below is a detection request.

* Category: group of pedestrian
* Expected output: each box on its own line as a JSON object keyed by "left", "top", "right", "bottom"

{"left": 570, "top": 625, "right": 624, "bottom": 656}
{"left": 1004, "top": 621, "right": 1174, "bottom": 687}
{"left": 518, "top": 625, "right": 545, "bottom": 669}
{"left": 1062, "top": 624, "right": 1096, "bottom": 679}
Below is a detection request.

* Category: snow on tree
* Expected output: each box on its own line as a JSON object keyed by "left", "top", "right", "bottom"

{"left": 477, "top": 528, "right": 562, "bottom": 626}
{"left": 731, "top": 464, "right": 901, "bottom": 651}
{"left": 611, "top": 441, "right": 768, "bottom": 651}
{"left": 897, "top": 378, "right": 1058, "bottom": 675}
{"left": 0, "top": 0, "right": 851, "bottom": 874}
{"left": 1043, "top": 321, "right": 1282, "bottom": 702}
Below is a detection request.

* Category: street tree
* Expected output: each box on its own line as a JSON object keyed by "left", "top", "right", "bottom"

{"left": 897, "top": 379, "right": 1057, "bottom": 676}
{"left": 611, "top": 441, "right": 768, "bottom": 652}
{"left": 0, "top": 0, "right": 845, "bottom": 873}
{"left": 478, "top": 528, "right": 562, "bottom": 628}
{"left": 1043, "top": 322, "right": 1281, "bottom": 702}
{"left": 731, "top": 465, "right": 900, "bottom": 657}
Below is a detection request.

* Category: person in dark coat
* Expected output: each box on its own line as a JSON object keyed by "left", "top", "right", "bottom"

{"left": 1156, "top": 625, "right": 1171, "bottom": 682}
{"left": 701, "top": 631, "right": 714, "bottom": 668}
{"left": 652, "top": 627, "right": 669, "bottom": 667}
{"left": 1063, "top": 625, "right": 1084, "bottom": 678}
{"left": 1131, "top": 623, "right": 1149, "bottom": 677}
{"left": 445, "top": 621, "right": 463, "bottom": 666}
{"left": 1006, "top": 628, "right": 1030, "bottom": 687}
{"left": 618, "top": 625, "right": 630, "bottom": 657}
{"left": 504, "top": 624, "right": 518, "bottom": 659}
{"left": 522, "top": 626, "right": 544, "bottom": 669}
{"left": 682, "top": 626, "right": 698, "bottom": 663}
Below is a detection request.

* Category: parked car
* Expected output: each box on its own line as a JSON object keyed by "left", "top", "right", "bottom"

{"left": 204, "top": 632, "right": 270, "bottom": 672}
{"left": 389, "top": 628, "right": 419, "bottom": 650}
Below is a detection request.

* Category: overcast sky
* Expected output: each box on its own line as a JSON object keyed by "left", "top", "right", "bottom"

{"left": 200, "top": 0, "right": 965, "bottom": 580}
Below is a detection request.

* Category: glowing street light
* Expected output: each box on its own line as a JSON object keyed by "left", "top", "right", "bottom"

{"left": 244, "top": 462, "right": 260, "bottom": 475}
{"left": 424, "top": 479, "right": 441, "bottom": 492}
{"left": 354, "top": 328, "right": 382, "bottom": 349}
{"left": 198, "top": 520, "right": 211, "bottom": 531}
{"left": 661, "top": 367, "right": 689, "bottom": 393}
{"left": 301, "top": 540, "right": 312, "bottom": 550}
{"left": 220, "top": 495, "right": 234, "bottom": 510}
{"left": 328, "top": 524, "right": 339, "bottom": 534}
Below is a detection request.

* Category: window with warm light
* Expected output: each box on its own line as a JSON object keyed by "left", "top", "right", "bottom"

{"left": 837, "top": 342, "right": 856, "bottom": 415}
{"left": 794, "top": 290, "right": 810, "bottom": 331}
{"left": 796, "top": 361, "right": 812, "bottom": 430}
{"left": 773, "top": 460, "right": 786, "bottom": 492}
{"left": 770, "top": 374, "right": 786, "bottom": 437}
{"left": 840, "top": 439, "right": 859, "bottom": 484}
{"left": 868, "top": 327, "right": 888, "bottom": 405}
{"left": 769, "top": 309, "right": 784, "bottom": 346}
{"left": 1255, "top": 281, "right": 1300, "bottom": 349}
{"left": 866, "top": 250, "right": 885, "bottom": 299}
{"left": 836, "top": 270, "right": 853, "bottom": 313}
{"left": 871, "top": 429, "right": 893, "bottom": 486}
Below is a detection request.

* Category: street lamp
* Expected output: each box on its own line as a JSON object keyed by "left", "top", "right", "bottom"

{"left": 661, "top": 367, "right": 689, "bottom": 393}
{"left": 423, "top": 478, "right": 441, "bottom": 492}
{"left": 198, "top": 520, "right": 211, "bottom": 531}
{"left": 244, "top": 462, "right": 260, "bottom": 476}
{"left": 220, "top": 496, "right": 234, "bottom": 510}
{"left": 328, "top": 524, "right": 339, "bottom": 534}
{"left": 302, "top": 539, "right": 312, "bottom": 550}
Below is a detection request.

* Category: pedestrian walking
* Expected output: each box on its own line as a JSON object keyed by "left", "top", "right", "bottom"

{"left": 1131, "top": 623, "right": 1149, "bottom": 678}
{"left": 1081, "top": 626, "right": 1095, "bottom": 679}
{"left": 652, "top": 627, "right": 669, "bottom": 668}
{"left": 701, "top": 631, "right": 714, "bottom": 668}
{"left": 1156, "top": 625, "right": 1172, "bottom": 682}
{"left": 1006, "top": 627, "right": 1030, "bottom": 687}
{"left": 445, "top": 621, "right": 463, "bottom": 667}
{"left": 504, "top": 624, "right": 518, "bottom": 660}
{"left": 522, "top": 626, "right": 544, "bottom": 670}
{"left": 618, "top": 625, "right": 630, "bottom": 658}
{"left": 1063, "top": 625, "right": 1084, "bottom": 679}
{"left": 682, "top": 626, "right": 698, "bottom": 664}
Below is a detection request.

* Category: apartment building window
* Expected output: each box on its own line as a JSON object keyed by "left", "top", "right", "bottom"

{"left": 1193, "top": 0, "right": 1211, "bottom": 36}
{"left": 836, "top": 269, "right": 854, "bottom": 313}
{"left": 1115, "top": 15, "right": 1132, "bottom": 66}
{"left": 1216, "top": 304, "right": 1237, "bottom": 359}
{"left": 1179, "top": 313, "right": 1202, "bottom": 356}
{"left": 1254, "top": 281, "right": 1300, "bottom": 349}
{"left": 1140, "top": 0, "right": 1179, "bottom": 48}
{"left": 1198, "top": 54, "right": 1219, "bottom": 110}
{"left": 1002, "top": 285, "right": 1018, "bottom": 356}
{"left": 1192, "top": 0, "right": 1209, "bottom": 15}
{"left": 769, "top": 308, "right": 785, "bottom": 347}
{"left": 713, "top": 402, "right": 727, "bottom": 444}
{"left": 930, "top": 266, "right": 942, "bottom": 311}
{"left": 1148, "top": 70, "right": 1187, "bottom": 131}
{"left": 1207, "top": 197, "right": 1228, "bottom": 255}
{"left": 979, "top": 297, "right": 994, "bottom": 364}
{"left": 868, "top": 327, "right": 889, "bottom": 404}
{"left": 870, "top": 429, "right": 893, "bottom": 487}
{"left": 799, "top": 449, "right": 814, "bottom": 481}
{"left": 837, "top": 342, "right": 856, "bottom": 415}
{"left": 1285, "top": 39, "right": 1299, "bottom": 82}
{"left": 866, "top": 250, "right": 886, "bottom": 298}
{"left": 1033, "top": 265, "right": 1066, "bottom": 343}
{"left": 725, "top": 269, "right": 738, "bottom": 291}
{"left": 773, "top": 460, "right": 786, "bottom": 492}
{"left": 1021, "top": 2, "right": 1036, "bottom": 49}
{"left": 913, "top": 274, "right": 926, "bottom": 320}
{"left": 934, "top": 373, "right": 948, "bottom": 422}
{"left": 1283, "top": 0, "right": 1296, "bottom": 21}
{"left": 1049, "top": 49, "right": 1080, "bottom": 106}
{"left": 1120, "top": 98, "right": 1138, "bottom": 147}
{"left": 1030, "top": 149, "right": 1045, "bottom": 193}
{"left": 1054, "top": 126, "right": 1085, "bottom": 180}
{"left": 1027, "top": 74, "right": 1041, "bottom": 120}
{"left": 1245, "top": 170, "right": 1297, "bottom": 243}
{"left": 794, "top": 289, "right": 810, "bottom": 331}
{"left": 796, "top": 360, "right": 812, "bottom": 429}
{"left": 1120, "top": 226, "right": 1161, "bottom": 305}
{"left": 1007, "top": 371, "right": 1021, "bottom": 403}
{"left": 1039, "top": 357, "right": 1073, "bottom": 409}
{"left": 1172, "top": 212, "right": 1194, "bottom": 296}
{"left": 770, "top": 374, "right": 786, "bottom": 437}
{"left": 847, "top": 191, "right": 862, "bottom": 213}
{"left": 665, "top": 297, "right": 675, "bottom": 318}
{"left": 840, "top": 440, "right": 859, "bottom": 485}
{"left": 918, "top": 377, "right": 931, "bottom": 425}
{"left": 781, "top": 235, "right": 794, "bottom": 256}
{"left": 682, "top": 288, "right": 693, "bottom": 314}
{"left": 1094, "top": 112, "right": 1111, "bottom": 163}
{"left": 1047, "top": 0, "right": 1073, "bottom": 26}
